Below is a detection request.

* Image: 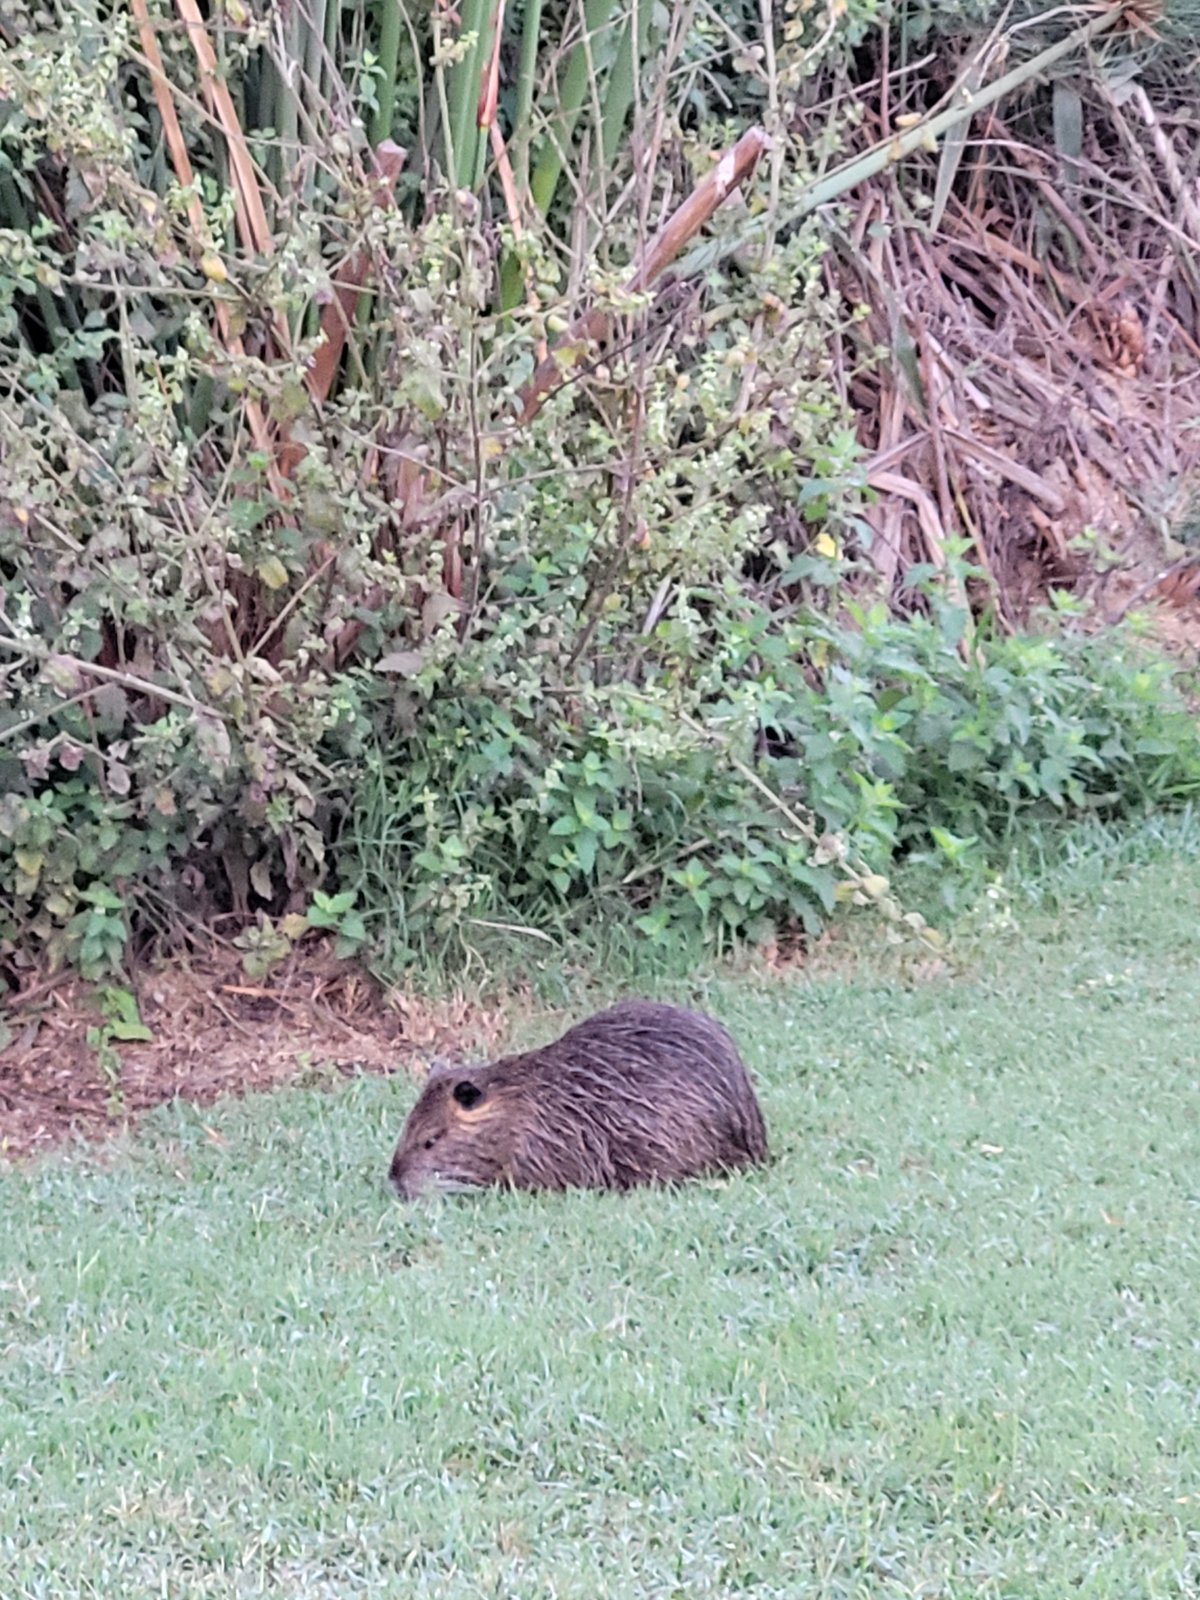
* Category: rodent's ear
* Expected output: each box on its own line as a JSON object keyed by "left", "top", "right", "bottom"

{"left": 452, "top": 1080, "right": 485, "bottom": 1110}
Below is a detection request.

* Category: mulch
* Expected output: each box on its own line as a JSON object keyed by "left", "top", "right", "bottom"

{"left": 0, "top": 944, "right": 510, "bottom": 1162}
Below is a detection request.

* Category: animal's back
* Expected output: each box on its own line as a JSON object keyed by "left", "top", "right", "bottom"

{"left": 512, "top": 1000, "right": 768, "bottom": 1187}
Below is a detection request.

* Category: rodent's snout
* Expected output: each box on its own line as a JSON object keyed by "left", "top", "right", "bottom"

{"left": 388, "top": 1148, "right": 408, "bottom": 1196}
{"left": 388, "top": 1148, "right": 428, "bottom": 1201}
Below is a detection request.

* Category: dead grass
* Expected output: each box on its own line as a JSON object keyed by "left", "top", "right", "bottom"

{"left": 815, "top": 45, "right": 1200, "bottom": 635}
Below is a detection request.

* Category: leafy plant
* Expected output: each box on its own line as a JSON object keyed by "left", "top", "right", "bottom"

{"left": 305, "top": 890, "right": 368, "bottom": 961}
{"left": 2, "top": 0, "right": 1195, "bottom": 992}
{"left": 338, "top": 540, "right": 1200, "bottom": 974}
{"left": 84, "top": 984, "right": 153, "bottom": 1110}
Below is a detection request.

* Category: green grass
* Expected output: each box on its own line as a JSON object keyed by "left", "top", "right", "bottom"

{"left": 3, "top": 851, "right": 1200, "bottom": 1597}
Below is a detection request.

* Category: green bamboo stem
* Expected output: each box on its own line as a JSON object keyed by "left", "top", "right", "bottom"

{"left": 512, "top": 0, "right": 544, "bottom": 196}
{"left": 528, "top": 0, "right": 618, "bottom": 220}
{"left": 446, "top": 0, "right": 494, "bottom": 187}
{"left": 600, "top": 0, "right": 652, "bottom": 170}
{"left": 370, "top": 0, "right": 402, "bottom": 146}
{"left": 276, "top": 3, "right": 302, "bottom": 176}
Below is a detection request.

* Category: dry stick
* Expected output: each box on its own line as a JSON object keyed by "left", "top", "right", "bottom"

{"left": 489, "top": 119, "right": 549, "bottom": 361}
{"left": 476, "top": 0, "right": 508, "bottom": 141}
{"left": 30, "top": 657, "right": 223, "bottom": 720}
{"left": 908, "top": 232, "right": 959, "bottom": 581}
{"left": 172, "top": 0, "right": 274, "bottom": 257}
{"left": 675, "top": 710, "right": 824, "bottom": 850}
{"left": 0, "top": 690, "right": 122, "bottom": 748}
{"left": 250, "top": 550, "right": 339, "bottom": 660}
{"left": 489, "top": 121, "right": 549, "bottom": 362}
{"left": 129, "top": 0, "right": 279, "bottom": 475}
{"left": 172, "top": 0, "right": 295, "bottom": 369}
{"left": 307, "top": 140, "right": 408, "bottom": 405}
{"left": 477, "top": 0, "right": 548, "bottom": 362}
{"left": 942, "top": 429, "right": 1067, "bottom": 514}
{"left": 866, "top": 467, "right": 968, "bottom": 617}
{"left": 905, "top": 230, "right": 1003, "bottom": 621}
{"left": 515, "top": 125, "right": 772, "bottom": 425}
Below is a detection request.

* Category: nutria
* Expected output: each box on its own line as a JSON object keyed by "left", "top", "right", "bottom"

{"left": 388, "top": 1000, "right": 768, "bottom": 1199}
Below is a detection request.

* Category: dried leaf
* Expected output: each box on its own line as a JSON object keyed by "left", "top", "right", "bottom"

{"left": 421, "top": 592, "right": 461, "bottom": 637}
{"left": 195, "top": 713, "right": 232, "bottom": 777}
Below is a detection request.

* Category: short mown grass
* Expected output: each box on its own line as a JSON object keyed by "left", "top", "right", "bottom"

{"left": 3, "top": 848, "right": 1200, "bottom": 1598}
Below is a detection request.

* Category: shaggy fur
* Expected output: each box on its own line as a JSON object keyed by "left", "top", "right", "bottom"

{"left": 388, "top": 1000, "right": 768, "bottom": 1199}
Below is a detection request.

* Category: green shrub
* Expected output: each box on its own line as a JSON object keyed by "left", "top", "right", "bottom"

{"left": 337, "top": 561, "right": 1200, "bottom": 972}
{"left": 0, "top": 5, "right": 868, "bottom": 978}
{"left": 3, "top": 6, "right": 1198, "bottom": 984}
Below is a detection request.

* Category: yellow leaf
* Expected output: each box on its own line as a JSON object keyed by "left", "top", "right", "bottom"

{"left": 14, "top": 849, "right": 43, "bottom": 879}
{"left": 200, "top": 251, "right": 228, "bottom": 284}
{"left": 814, "top": 532, "right": 840, "bottom": 559}
{"left": 257, "top": 556, "right": 289, "bottom": 590}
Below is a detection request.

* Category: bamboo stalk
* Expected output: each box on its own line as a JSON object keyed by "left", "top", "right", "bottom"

{"left": 447, "top": 0, "right": 495, "bottom": 187}
{"left": 370, "top": 0, "right": 402, "bottom": 146}
{"left": 528, "top": 0, "right": 618, "bottom": 219}
{"left": 516, "top": 125, "right": 772, "bottom": 424}
{"left": 129, "top": 0, "right": 283, "bottom": 479}
{"left": 173, "top": 0, "right": 276, "bottom": 259}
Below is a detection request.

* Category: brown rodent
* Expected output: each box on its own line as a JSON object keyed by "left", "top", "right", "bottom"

{"left": 388, "top": 999, "right": 768, "bottom": 1199}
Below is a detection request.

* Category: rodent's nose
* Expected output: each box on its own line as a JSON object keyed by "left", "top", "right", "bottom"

{"left": 389, "top": 1153, "right": 422, "bottom": 1200}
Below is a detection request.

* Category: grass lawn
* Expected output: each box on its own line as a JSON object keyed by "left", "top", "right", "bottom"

{"left": 3, "top": 851, "right": 1200, "bottom": 1597}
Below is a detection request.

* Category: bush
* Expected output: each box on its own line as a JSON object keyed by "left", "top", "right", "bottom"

{"left": 0, "top": 5, "right": 868, "bottom": 979}
{"left": 336, "top": 564, "right": 1200, "bottom": 971}
{"left": 3, "top": 7, "right": 1198, "bottom": 985}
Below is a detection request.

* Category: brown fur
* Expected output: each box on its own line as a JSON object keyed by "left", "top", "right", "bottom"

{"left": 388, "top": 1000, "right": 768, "bottom": 1199}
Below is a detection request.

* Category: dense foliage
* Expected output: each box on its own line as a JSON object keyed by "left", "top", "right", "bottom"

{"left": 2, "top": 0, "right": 1197, "bottom": 984}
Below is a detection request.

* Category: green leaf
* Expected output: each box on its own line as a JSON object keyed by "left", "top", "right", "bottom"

{"left": 574, "top": 830, "right": 597, "bottom": 875}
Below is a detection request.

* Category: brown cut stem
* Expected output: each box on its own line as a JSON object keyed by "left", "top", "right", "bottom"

{"left": 515, "top": 126, "right": 772, "bottom": 425}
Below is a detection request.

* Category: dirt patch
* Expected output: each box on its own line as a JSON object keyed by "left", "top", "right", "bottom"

{"left": 0, "top": 944, "right": 511, "bottom": 1162}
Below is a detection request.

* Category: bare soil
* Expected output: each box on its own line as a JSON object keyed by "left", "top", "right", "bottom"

{"left": 0, "top": 944, "right": 511, "bottom": 1162}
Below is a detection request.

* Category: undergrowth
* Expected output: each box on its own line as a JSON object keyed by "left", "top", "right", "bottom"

{"left": 3, "top": 3, "right": 1199, "bottom": 990}
{"left": 338, "top": 579, "right": 1200, "bottom": 979}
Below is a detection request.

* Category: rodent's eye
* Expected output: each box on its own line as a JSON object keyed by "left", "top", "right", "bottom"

{"left": 423, "top": 1136, "right": 437, "bottom": 1150}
